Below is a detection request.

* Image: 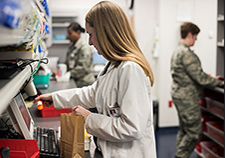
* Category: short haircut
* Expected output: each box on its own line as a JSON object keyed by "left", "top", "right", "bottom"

{"left": 180, "top": 22, "right": 200, "bottom": 39}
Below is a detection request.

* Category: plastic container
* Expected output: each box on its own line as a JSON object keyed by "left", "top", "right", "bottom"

{"left": 195, "top": 141, "right": 202, "bottom": 152}
{"left": 205, "top": 97, "right": 224, "bottom": 117}
{"left": 200, "top": 141, "right": 224, "bottom": 158}
{"left": 201, "top": 113, "right": 215, "bottom": 132}
{"left": 85, "top": 136, "right": 91, "bottom": 151}
{"left": 36, "top": 100, "right": 44, "bottom": 110}
{"left": 54, "top": 34, "right": 66, "bottom": 40}
{"left": 206, "top": 121, "right": 224, "bottom": 144}
{"left": 0, "top": 139, "right": 39, "bottom": 158}
{"left": 84, "top": 130, "right": 92, "bottom": 151}
{"left": 41, "top": 105, "right": 72, "bottom": 117}
{"left": 199, "top": 98, "right": 207, "bottom": 108}
{"left": 33, "top": 74, "right": 50, "bottom": 88}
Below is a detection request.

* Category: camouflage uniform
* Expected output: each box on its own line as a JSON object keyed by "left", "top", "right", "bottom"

{"left": 65, "top": 38, "right": 96, "bottom": 88}
{"left": 170, "top": 42, "right": 222, "bottom": 158}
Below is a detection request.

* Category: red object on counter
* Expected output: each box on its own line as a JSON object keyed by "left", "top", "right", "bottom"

{"left": 41, "top": 104, "right": 72, "bottom": 117}
{"left": 0, "top": 139, "right": 39, "bottom": 158}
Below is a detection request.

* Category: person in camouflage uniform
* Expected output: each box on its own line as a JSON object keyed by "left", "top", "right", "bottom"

{"left": 170, "top": 22, "right": 224, "bottom": 158}
{"left": 66, "top": 22, "right": 95, "bottom": 88}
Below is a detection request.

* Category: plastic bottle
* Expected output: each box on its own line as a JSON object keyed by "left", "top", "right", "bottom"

{"left": 36, "top": 100, "right": 43, "bottom": 110}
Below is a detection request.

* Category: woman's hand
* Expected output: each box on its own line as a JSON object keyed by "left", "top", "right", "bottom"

{"left": 34, "top": 93, "right": 53, "bottom": 107}
{"left": 72, "top": 106, "right": 91, "bottom": 121}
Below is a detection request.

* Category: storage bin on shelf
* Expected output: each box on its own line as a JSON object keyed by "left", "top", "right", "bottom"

{"left": 201, "top": 112, "right": 217, "bottom": 132}
{"left": 0, "top": 139, "right": 39, "bottom": 158}
{"left": 40, "top": 104, "right": 72, "bottom": 117}
{"left": 33, "top": 73, "right": 50, "bottom": 88}
{"left": 206, "top": 121, "right": 224, "bottom": 144}
{"left": 199, "top": 98, "right": 207, "bottom": 108}
{"left": 196, "top": 141, "right": 202, "bottom": 153}
{"left": 200, "top": 141, "right": 224, "bottom": 158}
{"left": 205, "top": 97, "right": 224, "bottom": 117}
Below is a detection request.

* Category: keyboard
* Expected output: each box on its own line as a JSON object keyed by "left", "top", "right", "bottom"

{"left": 34, "top": 127, "right": 60, "bottom": 158}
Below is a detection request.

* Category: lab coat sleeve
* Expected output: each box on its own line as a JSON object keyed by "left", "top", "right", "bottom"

{"left": 182, "top": 52, "right": 222, "bottom": 87}
{"left": 52, "top": 81, "right": 97, "bottom": 109}
{"left": 85, "top": 62, "right": 151, "bottom": 142}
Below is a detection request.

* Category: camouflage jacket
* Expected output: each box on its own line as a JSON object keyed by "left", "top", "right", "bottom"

{"left": 170, "top": 42, "right": 222, "bottom": 100}
{"left": 65, "top": 38, "right": 95, "bottom": 88}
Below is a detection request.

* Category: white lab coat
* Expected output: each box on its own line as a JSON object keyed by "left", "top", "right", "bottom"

{"left": 52, "top": 61, "right": 157, "bottom": 158}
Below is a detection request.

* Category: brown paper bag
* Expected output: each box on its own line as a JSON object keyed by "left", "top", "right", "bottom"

{"left": 60, "top": 113, "right": 84, "bottom": 158}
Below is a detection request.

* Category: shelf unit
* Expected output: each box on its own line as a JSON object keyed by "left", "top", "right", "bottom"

{"left": 203, "top": 131, "right": 224, "bottom": 148}
{"left": 200, "top": 106, "right": 224, "bottom": 120}
{"left": 0, "top": 62, "right": 38, "bottom": 114}
{"left": 194, "top": 149, "right": 205, "bottom": 158}
{"left": 52, "top": 40, "right": 70, "bottom": 45}
{"left": 216, "top": 0, "right": 224, "bottom": 76}
{"left": 196, "top": 87, "right": 224, "bottom": 158}
{"left": 47, "top": 11, "right": 79, "bottom": 62}
{"left": 0, "top": 0, "right": 49, "bottom": 115}
{"left": 195, "top": 1, "right": 224, "bottom": 157}
{"left": 0, "top": 0, "right": 49, "bottom": 47}
{"left": 51, "top": 12, "right": 78, "bottom": 45}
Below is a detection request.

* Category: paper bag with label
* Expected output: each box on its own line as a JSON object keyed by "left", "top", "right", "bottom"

{"left": 60, "top": 113, "right": 84, "bottom": 158}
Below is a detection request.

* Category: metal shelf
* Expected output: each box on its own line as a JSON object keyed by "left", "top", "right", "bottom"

{"left": 0, "top": 62, "right": 38, "bottom": 115}
{"left": 0, "top": 1, "right": 49, "bottom": 47}
{"left": 0, "top": 0, "right": 50, "bottom": 115}
{"left": 0, "top": 25, "right": 29, "bottom": 46}
{"left": 52, "top": 23, "right": 70, "bottom": 27}
{"left": 52, "top": 40, "right": 70, "bottom": 44}
{"left": 200, "top": 106, "right": 224, "bottom": 120}
{"left": 194, "top": 149, "right": 205, "bottom": 158}
{"left": 203, "top": 132, "right": 224, "bottom": 148}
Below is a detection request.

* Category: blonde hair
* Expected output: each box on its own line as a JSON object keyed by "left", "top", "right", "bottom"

{"left": 85, "top": 1, "right": 154, "bottom": 86}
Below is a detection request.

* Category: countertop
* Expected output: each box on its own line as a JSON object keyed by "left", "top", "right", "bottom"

{"left": 29, "top": 80, "right": 102, "bottom": 158}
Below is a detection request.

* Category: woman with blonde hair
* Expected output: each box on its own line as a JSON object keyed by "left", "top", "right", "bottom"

{"left": 85, "top": 1, "right": 154, "bottom": 85}
{"left": 35, "top": 1, "right": 156, "bottom": 157}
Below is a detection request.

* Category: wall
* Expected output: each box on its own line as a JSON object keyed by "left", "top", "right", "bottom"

{"left": 155, "top": 0, "right": 217, "bottom": 127}
{"left": 47, "top": 0, "right": 218, "bottom": 127}
{"left": 133, "top": 0, "right": 158, "bottom": 101}
{"left": 133, "top": 0, "right": 217, "bottom": 127}
{"left": 47, "top": 0, "right": 130, "bottom": 62}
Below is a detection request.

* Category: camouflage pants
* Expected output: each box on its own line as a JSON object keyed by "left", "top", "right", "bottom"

{"left": 172, "top": 97, "right": 202, "bottom": 158}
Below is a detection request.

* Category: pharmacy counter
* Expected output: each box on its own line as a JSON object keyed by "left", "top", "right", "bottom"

{"left": 29, "top": 80, "right": 102, "bottom": 158}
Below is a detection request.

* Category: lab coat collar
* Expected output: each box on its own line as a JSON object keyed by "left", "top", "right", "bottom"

{"left": 98, "top": 61, "right": 116, "bottom": 77}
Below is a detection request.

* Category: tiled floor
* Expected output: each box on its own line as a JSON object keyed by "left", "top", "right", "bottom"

{"left": 155, "top": 127, "right": 200, "bottom": 158}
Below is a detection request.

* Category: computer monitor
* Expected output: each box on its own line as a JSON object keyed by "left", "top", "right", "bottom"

{"left": 7, "top": 92, "right": 35, "bottom": 139}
